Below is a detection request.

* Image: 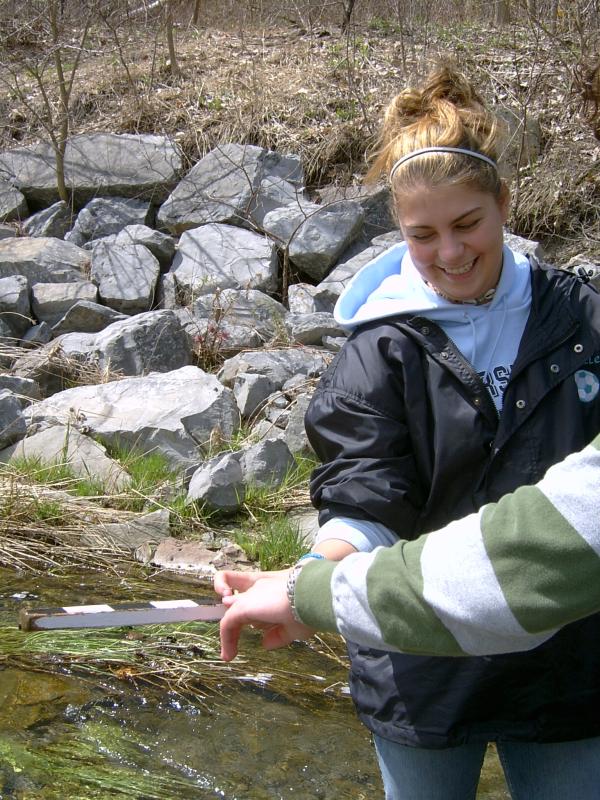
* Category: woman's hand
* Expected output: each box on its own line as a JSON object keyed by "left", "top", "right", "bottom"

{"left": 213, "top": 568, "right": 289, "bottom": 598}
{"left": 217, "top": 572, "right": 316, "bottom": 662}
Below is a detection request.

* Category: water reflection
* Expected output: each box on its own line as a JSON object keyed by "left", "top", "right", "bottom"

{"left": 0, "top": 568, "right": 510, "bottom": 799}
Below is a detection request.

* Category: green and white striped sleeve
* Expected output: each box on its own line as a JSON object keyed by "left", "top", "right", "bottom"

{"left": 294, "top": 434, "right": 600, "bottom": 657}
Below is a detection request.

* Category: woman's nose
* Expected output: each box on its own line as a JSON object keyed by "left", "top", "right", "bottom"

{"left": 438, "top": 234, "right": 465, "bottom": 264}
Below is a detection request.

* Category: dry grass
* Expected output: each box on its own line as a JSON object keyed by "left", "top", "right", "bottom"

{"left": 1, "top": 17, "right": 598, "bottom": 261}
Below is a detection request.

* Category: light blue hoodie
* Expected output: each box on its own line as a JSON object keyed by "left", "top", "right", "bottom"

{"left": 335, "top": 242, "right": 532, "bottom": 412}
{"left": 315, "top": 242, "right": 533, "bottom": 554}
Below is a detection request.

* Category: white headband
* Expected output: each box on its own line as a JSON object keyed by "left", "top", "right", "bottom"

{"left": 389, "top": 146, "right": 497, "bottom": 182}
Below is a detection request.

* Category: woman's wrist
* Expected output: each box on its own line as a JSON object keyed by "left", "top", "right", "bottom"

{"left": 286, "top": 554, "right": 326, "bottom": 621}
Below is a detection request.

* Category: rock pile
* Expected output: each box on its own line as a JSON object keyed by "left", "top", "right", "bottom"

{"left": 0, "top": 132, "right": 595, "bottom": 574}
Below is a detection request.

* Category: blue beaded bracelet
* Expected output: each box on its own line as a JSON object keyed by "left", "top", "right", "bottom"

{"left": 297, "top": 552, "right": 326, "bottom": 563}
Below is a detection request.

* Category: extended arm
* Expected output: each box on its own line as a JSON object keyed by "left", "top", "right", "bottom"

{"left": 218, "top": 434, "right": 600, "bottom": 660}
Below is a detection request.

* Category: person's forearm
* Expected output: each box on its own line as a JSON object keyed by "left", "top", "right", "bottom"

{"left": 295, "top": 434, "right": 600, "bottom": 657}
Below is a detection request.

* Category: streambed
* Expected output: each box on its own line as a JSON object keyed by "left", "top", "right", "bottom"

{"left": 0, "top": 567, "right": 509, "bottom": 799}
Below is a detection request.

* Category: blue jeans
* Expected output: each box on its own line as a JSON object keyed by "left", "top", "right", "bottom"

{"left": 373, "top": 734, "right": 600, "bottom": 799}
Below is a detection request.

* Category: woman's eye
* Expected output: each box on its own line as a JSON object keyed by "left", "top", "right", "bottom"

{"left": 456, "top": 219, "right": 479, "bottom": 231}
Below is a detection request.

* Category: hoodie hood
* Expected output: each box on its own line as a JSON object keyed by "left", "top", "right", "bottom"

{"left": 334, "top": 242, "right": 532, "bottom": 411}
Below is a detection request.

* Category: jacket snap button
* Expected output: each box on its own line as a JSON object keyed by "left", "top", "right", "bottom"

{"left": 574, "top": 344, "right": 584, "bottom": 353}
{"left": 516, "top": 399, "right": 526, "bottom": 409}
{"left": 550, "top": 364, "right": 560, "bottom": 373}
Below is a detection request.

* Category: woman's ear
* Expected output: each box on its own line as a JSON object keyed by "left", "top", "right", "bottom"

{"left": 498, "top": 182, "right": 511, "bottom": 223}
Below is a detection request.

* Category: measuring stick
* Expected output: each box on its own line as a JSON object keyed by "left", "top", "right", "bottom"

{"left": 19, "top": 598, "right": 227, "bottom": 632}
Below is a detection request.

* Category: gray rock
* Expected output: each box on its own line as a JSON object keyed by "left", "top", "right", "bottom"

{"left": 317, "top": 182, "right": 396, "bottom": 240}
{"left": 279, "top": 393, "right": 314, "bottom": 454}
{"left": 249, "top": 177, "right": 304, "bottom": 228}
{"left": 91, "top": 241, "right": 160, "bottom": 314}
{"left": 0, "top": 133, "right": 183, "bottom": 207}
{"left": 0, "top": 274, "right": 32, "bottom": 337}
{"left": 178, "top": 312, "right": 263, "bottom": 360}
{"left": 0, "top": 224, "right": 17, "bottom": 240}
{"left": 287, "top": 282, "right": 337, "bottom": 314}
{"left": 239, "top": 438, "right": 295, "bottom": 488}
{"left": 322, "top": 335, "right": 347, "bottom": 351}
{"left": 51, "top": 300, "right": 127, "bottom": 336}
{"left": 85, "top": 509, "right": 170, "bottom": 550}
{"left": 67, "top": 197, "right": 152, "bottom": 247}
{"left": 172, "top": 223, "right": 278, "bottom": 297}
{"left": 156, "top": 272, "right": 178, "bottom": 310}
{"left": 0, "top": 389, "right": 27, "bottom": 448}
{"left": 233, "top": 372, "right": 278, "bottom": 418}
{"left": 157, "top": 142, "right": 303, "bottom": 234}
{"left": 0, "top": 237, "right": 90, "bottom": 284}
{"left": 108, "top": 224, "right": 176, "bottom": 270}
{"left": 24, "top": 365, "right": 239, "bottom": 469}
{"left": 0, "top": 374, "right": 40, "bottom": 403}
{"left": 0, "top": 180, "right": 28, "bottom": 222}
{"left": 22, "top": 201, "right": 72, "bottom": 239}
{"left": 20, "top": 322, "right": 52, "bottom": 348}
{"left": 503, "top": 232, "right": 543, "bottom": 259}
{"left": 149, "top": 538, "right": 254, "bottom": 576}
{"left": 263, "top": 200, "right": 364, "bottom": 280}
{"left": 186, "top": 451, "right": 245, "bottom": 511}
{"left": 31, "top": 281, "right": 98, "bottom": 328}
{"left": 218, "top": 347, "right": 332, "bottom": 389}
{"left": 0, "top": 423, "right": 130, "bottom": 492}
{"left": 286, "top": 311, "right": 346, "bottom": 345}
{"left": 57, "top": 309, "right": 193, "bottom": 376}
{"left": 207, "top": 287, "right": 288, "bottom": 342}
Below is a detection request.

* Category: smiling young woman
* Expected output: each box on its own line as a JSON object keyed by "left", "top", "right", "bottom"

{"left": 215, "top": 64, "right": 600, "bottom": 800}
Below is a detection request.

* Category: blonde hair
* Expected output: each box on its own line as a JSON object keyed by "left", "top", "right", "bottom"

{"left": 367, "top": 65, "right": 504, "bottom": 198}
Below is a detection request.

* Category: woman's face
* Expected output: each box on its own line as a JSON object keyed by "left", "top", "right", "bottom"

{"left": 395, "top": 182, "right": 510, "bottom": 303}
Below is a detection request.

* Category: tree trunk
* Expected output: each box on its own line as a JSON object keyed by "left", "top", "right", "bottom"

{"left": 341, "top": 0, "right": 357, "bottom": 33}
{"left": 166, "top": 1, "right": 180, "bottom": 77}
{"left": 494, "top": 0, "right": 510, "bottom": 25}
{"left": 192, "top": 0, "right": 201, "bottom": 26}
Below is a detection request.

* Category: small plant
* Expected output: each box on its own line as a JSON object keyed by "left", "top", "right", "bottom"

{"left": 233, "top": 514, "right": 307, "bottom": 571}
{"left": 104, "top": 445, "right": 183, "bottom": 512}
{"left": 190, "top": 289, "right": 235, "bottom": 372}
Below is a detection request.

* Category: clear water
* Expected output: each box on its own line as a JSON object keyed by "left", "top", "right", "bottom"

{"left": 0, "top": 568, "right": 510, "bottom": 799}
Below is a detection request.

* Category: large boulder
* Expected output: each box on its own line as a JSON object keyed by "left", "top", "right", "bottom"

{"left": 24, "top": 365, "right": 240, "bottom": 468}
{"left": 66, "top": 196, "right": 152, "bottom": 247}
{"left": 171, "top": 223, "right": 279, "bottom": 297}
{"left": 0, "top": 180, "right": 28, "bottom": 222}
{"left": 90, "top": 241, "right": 160, "bottom": 314}
{"left": 262, "top": 199, "right": 364, "bottom": 280}
{"left": 0, "top": 133, "right": 183, "bottom": 208}
{"left": 56, "top": 309, "right": 193, "bottom": 376}
{"left": 0, "top": 275, "right": 32, "bottom": 337}
{"left": 22, "top": 201, "right": 72, "bottom": 239}
{"left": 157, "top": 143, "right": 303, "bottom": 234}
{"left": 31, "top": 281, "right": 98, "bottom": 328}
{"left": 0, "top": 424, "right": 130, "bottom": 492}
{"left": 218, "top": 346, "right": 332, "bottom": 388}
{"left": 0, "top": 237, "right": 90, "bottom": 284}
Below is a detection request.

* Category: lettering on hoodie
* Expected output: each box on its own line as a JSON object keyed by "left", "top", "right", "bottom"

{"left": 478, "top": 365, "right": 512, "bottom": 404}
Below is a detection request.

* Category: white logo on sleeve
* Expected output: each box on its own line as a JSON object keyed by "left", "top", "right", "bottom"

{"left": 575, "top": 370, "right": 600, "bottom": 403}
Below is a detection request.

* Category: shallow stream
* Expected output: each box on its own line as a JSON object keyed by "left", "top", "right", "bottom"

{"left": 0, "top": 567, "right": 510, "bottom": 799}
